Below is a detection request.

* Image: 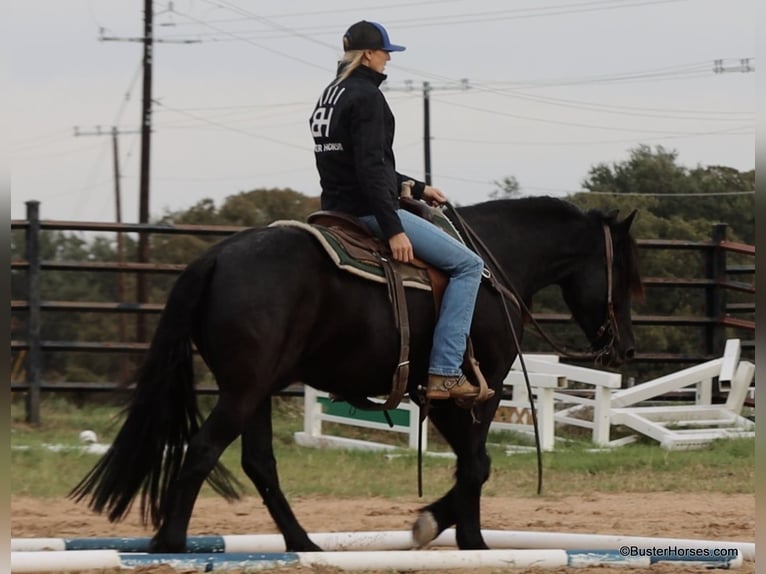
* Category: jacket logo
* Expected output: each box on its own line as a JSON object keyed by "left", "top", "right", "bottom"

{"left": 311, "top": 85, "right": 345, "bottom": 138}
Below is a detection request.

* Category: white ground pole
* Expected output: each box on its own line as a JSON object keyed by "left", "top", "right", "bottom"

{"left": 9, "top": 547, "right": 744, "bottom": 572}
{"left": 11, "top": 529, "right": 753, "bottom": 560}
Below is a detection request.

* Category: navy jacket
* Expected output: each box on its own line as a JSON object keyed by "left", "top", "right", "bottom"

{"left": 310, "top": 65, "right": 425, "bottom": 239}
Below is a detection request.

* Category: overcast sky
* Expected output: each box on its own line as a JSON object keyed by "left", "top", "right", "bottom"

{"left": 9, "top": 0, "right": 755, "bottom": 222}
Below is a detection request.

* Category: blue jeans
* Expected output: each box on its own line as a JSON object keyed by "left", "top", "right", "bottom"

{"left": 359, "top": 210, "right": 484, "bottom": 377}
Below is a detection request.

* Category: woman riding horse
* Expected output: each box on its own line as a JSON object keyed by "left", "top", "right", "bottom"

{"left": 310, "top": 20, "right": 492, "bottom": 403}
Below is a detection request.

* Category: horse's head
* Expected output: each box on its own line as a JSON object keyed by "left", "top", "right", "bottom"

{"left": 561, "top": 209, "right": 643, "bottom": 367}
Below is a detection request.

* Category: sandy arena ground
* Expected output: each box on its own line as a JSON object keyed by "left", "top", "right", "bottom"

{"left": 12, "top": 492, "right": 754, "bottom": 573}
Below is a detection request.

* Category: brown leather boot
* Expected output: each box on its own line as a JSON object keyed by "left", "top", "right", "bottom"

{"left": 426, "top": 374, "right": 495, "bottom": 401}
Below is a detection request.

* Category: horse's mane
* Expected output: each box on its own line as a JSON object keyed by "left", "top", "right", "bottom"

{"left": 468, "top": 197, "right": 644, "bottom": 297}
{"left": 477, "top": 196, "right": 584, "bottom": 224}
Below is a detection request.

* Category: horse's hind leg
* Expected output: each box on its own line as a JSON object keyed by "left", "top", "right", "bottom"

{"left": 414, "top": 404, "right": 493, "bottom": 550}
{"left": 150, "top": 394, "right": 247, "bottom": 553}
{"left": 241, "top": 398, "right": 321, "bottom": 552}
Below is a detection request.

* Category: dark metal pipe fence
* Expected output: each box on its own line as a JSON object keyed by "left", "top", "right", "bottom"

{"left": 10, "top": 202, "right": 755, "bottom": 424}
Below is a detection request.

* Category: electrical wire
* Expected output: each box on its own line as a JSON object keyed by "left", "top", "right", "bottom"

{"left": 459, "top": 84, "right": 753, "bottom": 122}
{"left": 158, "top": 0, "right": 692, "bottom": 40}
{"left": 434, "top": 124, "right": 753, "bottom": 148}
{"left": 169, "top": 4, "right": 328, "bottom": 69}
{"left": 113, "top": 61, "right": 144, "bottom": 127}
{"left": 431, "top": 97, "right": 739, "bottom": 135}
{"left": 163, "top": 0, "right": 467, "bottom": 26}
{"left": 152, "top": 99, "right": 307, "bottom": 150}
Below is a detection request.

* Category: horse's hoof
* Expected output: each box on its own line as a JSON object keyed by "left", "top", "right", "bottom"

{"left": 148, "top": 536, "right": 185, "bottom": 554}
{"left": 412, "top": 511, "right": 438, "bottom": 548}
{"left": 287, "top": 541, "right": 322, "bottom": 552}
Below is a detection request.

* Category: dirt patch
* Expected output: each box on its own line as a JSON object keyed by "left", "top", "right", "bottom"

{"left": 12, "top": 492, "right": 754, "bottom": 573}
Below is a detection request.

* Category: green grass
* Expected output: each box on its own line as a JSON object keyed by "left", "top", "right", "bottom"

{"left": 11, "top": 395, "right": 755, "bottom": 499}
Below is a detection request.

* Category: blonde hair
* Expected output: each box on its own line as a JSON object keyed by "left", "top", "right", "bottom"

{"left": 334, "top": 50, "right": 365, "bottom": 85}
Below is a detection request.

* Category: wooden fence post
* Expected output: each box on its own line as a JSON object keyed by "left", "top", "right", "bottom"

{"left": 705, "top": 224, "right": 728, "bottom": 359}
{"left": 25, "top": 201, "right": 42, "bottom": 424}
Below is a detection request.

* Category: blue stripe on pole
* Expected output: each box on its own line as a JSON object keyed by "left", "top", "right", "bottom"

{"left": 565, "top": 549, "right": 742, "bottom": 568}
{"left": 64, "top": 536, "right": 227, "bottom": 553}
{"left": 648, "top": 551, "right": 742, "bottom": 566}
{"left": 119, "top": 552, "right": 301, "bottom": 570}
{"left": 65, "top": 537, "right": 152, "bottom": 552}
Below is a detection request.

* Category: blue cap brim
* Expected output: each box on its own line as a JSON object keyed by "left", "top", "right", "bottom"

{"left": 369, "top": 22, "right": 406, "bottom": 52}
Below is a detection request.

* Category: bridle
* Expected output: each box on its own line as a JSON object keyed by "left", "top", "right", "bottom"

{"left": 446, "top": 205, "right": 621, "bottom": 365}
{"left": 592, "top": 223, "right": 621, "bottom": 365}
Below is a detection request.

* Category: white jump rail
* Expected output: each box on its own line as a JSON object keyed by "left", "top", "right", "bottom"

{"left": 536, "top": 359, "right": 623, "bottom": 446}
{"left": 552, "top": 339, "right": 755, "bottom": 449}
{"left": 610, "top": 359, "right": 755, "bottom": 450}
{"left": 611, "top": 339, "right": 742, "bottom": 410}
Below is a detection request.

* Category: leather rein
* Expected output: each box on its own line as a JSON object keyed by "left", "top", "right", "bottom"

{"left": 444, "top": 204, "right": 620, "bottom": 496}
{"left": 446, "top": 204, "right": 620, "bottom": 364}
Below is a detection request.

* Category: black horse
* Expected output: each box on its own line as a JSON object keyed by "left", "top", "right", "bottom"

{"left": 71, "top": 197, "right": 642, "bottom": 553}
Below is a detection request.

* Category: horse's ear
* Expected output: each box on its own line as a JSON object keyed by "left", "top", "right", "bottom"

{"left": 619, "top": 209, "right": 638, "bottom": 231}
{"left": 606, "top": 209, "right": 619, "bottom": 221}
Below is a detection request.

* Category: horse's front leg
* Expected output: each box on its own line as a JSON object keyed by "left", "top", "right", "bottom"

{"left": 241, "top": 398, "right": 321, "bottom": 552}
{"left": 414, "top": 400, "right": 496, "bottom": 549}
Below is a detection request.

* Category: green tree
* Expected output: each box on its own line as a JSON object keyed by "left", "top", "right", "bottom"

{"left": 567, "top": 145, "right": 755, "bottom": 379}
{"left": 489, "top": 175, "right": 521, "bottom": 199}
{"left": 152, "top": 188, "right": 319, "bottom": 262}
{"left": 581, "top": 145, "right": 754, "bottom": 242}
{"left": 149, "top": 188, "right": 320, "bottom": 299}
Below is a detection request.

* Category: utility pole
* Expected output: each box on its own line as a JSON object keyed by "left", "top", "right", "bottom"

{"left": 99, "top": 1, "right": 199, "bottom": 342}
{"left": 74, "top": 126, "right": 139, "bottom": 381}
{"left": 72, "top": 125, "right": 140, "bottom": 228}
{"left": 383, "top": 79, "right": 469, "bottom": 186}
{"left": 136, "top": 0, "right": 153, "bottom": 342}
{"left": 422, "top": 82, "right": 432, "bottom": 186}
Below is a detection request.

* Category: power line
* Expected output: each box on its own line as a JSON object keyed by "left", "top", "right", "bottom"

{"left": 11, "top": 132, "right": 80, "bottom": 153}
{"left": 162, "top": 0, "right": 466, "bottom": 26}
{"left": 11, "top": 140, "right": 105, "bottom": 161}
{"left": 432, "top": 97, "right": 727, "bottom": 135}
{"left": 199, "top": 0, "right": 336, "bottom": 51}
{"left": 384, "top": 80, "right": 470, "bottom": 185}
{"left": 113, "top": 61, "right": 144, "bottom": 127}
{"left": 152, "top": 99, "right": 306, "bottom": 150}
{"left": 169, "top": 3, "right": 328, "bottom": 69}
{"left": 391, "top": 57, "right": 753, "bottom": 99}
{"left": 461, "top": 83, "right": 754, "bottom": 122}
{"left": 435, "top": 125, "right": 753, "bottom": 148}
{"left": 158, "top": 0, "right": 692, "bottom": 40}
{"left": 409, "top": 56, "right": 752, "bottom": 136}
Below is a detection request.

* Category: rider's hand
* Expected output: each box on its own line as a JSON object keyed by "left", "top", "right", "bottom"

{"left": 422, "top": 185, "right": 448, "bottom": 206}
{"left": 389, "top": 232, "right": 414, "bottom": 263}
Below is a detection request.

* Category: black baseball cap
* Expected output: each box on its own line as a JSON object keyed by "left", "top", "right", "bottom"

{"left": 343, "top": 21, "right": 406, "bottom": 52}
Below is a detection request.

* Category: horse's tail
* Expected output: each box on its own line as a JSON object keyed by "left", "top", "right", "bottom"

{"left": 69, "top": 249, "right": 241, "bottom": 527}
